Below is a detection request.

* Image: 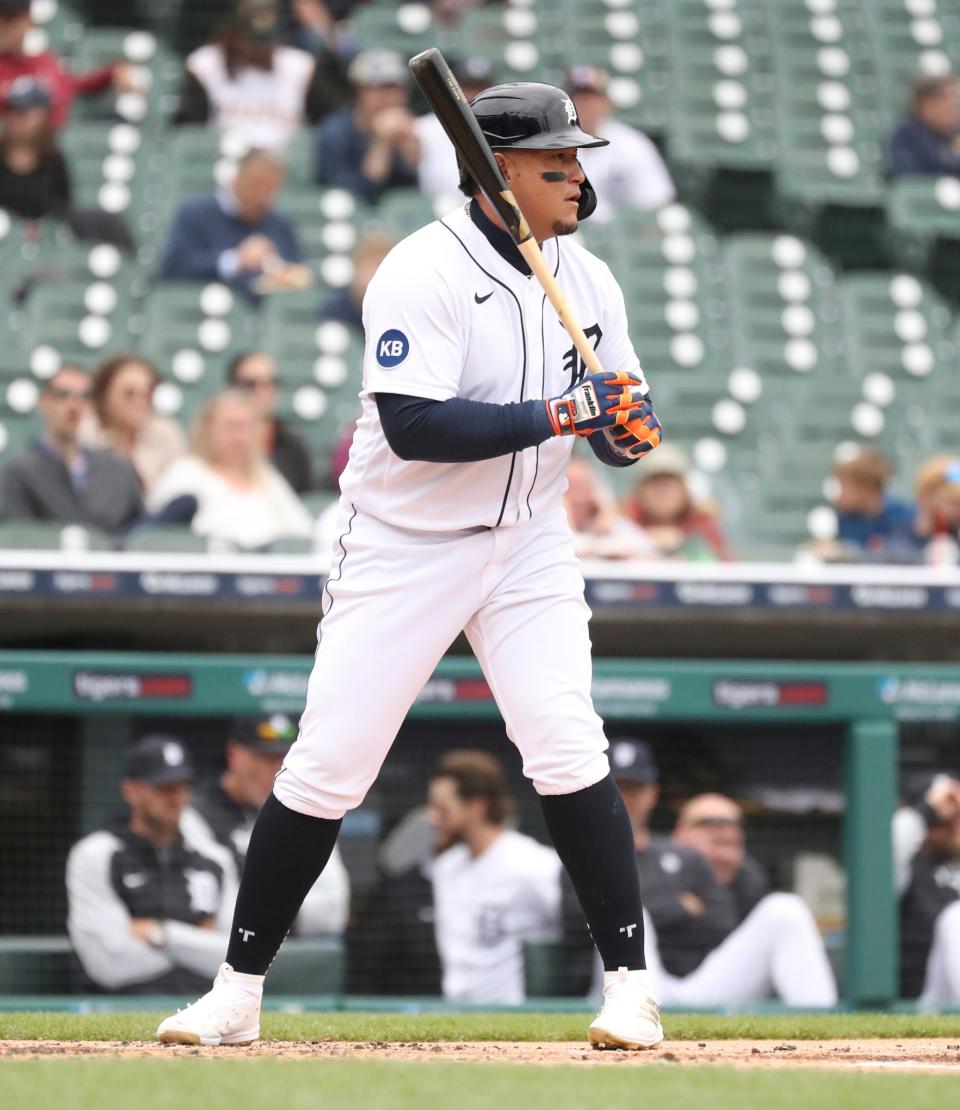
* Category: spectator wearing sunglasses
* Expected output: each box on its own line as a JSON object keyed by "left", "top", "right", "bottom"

{"left": 226, "top": 350, "right": 313, "bottom": 493}
{"left": 79, "top": 354, "right": 186, "bottom": 494}
{"left": 0, "top": 364, "right": 144, "bottom": 533}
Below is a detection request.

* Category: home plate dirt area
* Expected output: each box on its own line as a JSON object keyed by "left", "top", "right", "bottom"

{"left": 3, "top": 1039, "right": 959, "bottom": 1072}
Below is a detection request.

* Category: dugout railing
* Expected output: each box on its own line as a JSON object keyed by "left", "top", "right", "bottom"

{"left": 0, "top": 650, "right": 941, "bottom": 1008}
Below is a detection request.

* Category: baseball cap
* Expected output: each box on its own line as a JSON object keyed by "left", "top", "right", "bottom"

{"left": 566, "top": 66, "right": 609, "bottom": 95}
{"left": 609, "top": 738, "right": 659, "bottom": 785}
{"left": 348, "top": 48, "right": 407, "bottom": 88}
{"left": 4, "top": 77, "right": 52, "bottom": 113}
{"left": 124, "top": 736, "right": 195, "bottom": 784}
{"left": 230, "top": 713, "right": 298, "bottom": 755}
{"left": 0, "top": 0, "right": 32, "bottom": 14}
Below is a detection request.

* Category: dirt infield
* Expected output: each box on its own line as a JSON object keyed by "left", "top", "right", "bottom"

{"left": 2, "top": 1039, "right": 959, "bottom": 1072}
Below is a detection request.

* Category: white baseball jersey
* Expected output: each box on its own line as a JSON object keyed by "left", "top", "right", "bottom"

{"left": 576, "top": 118, "right": 675, "bottom": 223}
{"left": 432, "top": 830, "right": 562, "bottom": 1005}
{"left": 186, "top": 44, "right": 314, "bottom": 150}
{"left": 338, "top": 204, "right": 646, "bottom": 532}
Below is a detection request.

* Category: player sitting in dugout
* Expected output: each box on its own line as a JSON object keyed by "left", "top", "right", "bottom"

{"left": 180, "top": 714, "right": 350, "bottom": 938}
{"left": 895, "top": 773, "right": 960, "bottom": 1006}
{"left": 66, "top": 737, "right": 233, "bottom": 993}
{"left": 426, "top": 750, "right": 564, "bottom": 1006}
{"left": 563, "top": 741, "right": 837, "bottom": 1008}
{"left": 349, "top": 748, "right": 563, "bottom": 1003}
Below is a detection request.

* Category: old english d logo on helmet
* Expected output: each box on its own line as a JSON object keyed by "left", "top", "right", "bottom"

{"left": 464, "top": 81, "right": 609, "bottom": 221}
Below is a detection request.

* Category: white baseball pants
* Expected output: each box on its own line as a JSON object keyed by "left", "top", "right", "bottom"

{"left": 274, "top": 503, "right": 610, "bottom": 819}
{"left": 644, "top": 894, "right": 839, "bottom": 1008}
{"left": 919, "top": 900, "right": 960, "bottom": 1007}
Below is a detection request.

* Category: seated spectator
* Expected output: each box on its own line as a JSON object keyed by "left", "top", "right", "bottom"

{"left": 564, "top": 456, "right": 656, "bottom": 560}
{"left": 914, "top": 454, "right": 960, "bottom": 563}
{"left": 181, "top": 714, "right": 349, "bottom": 936}
{"left": 314, "top": 48, "right": 419, "bottom": 203}
{"left": 0, "top": 77, "right": 69, "bottom": 221}
{"left": 622, "top": 444, "right": 731, "bottom": 560}
{"left": 79, "top": 354, "right": 186, "bottom": 494}
{"left": 895, "top": 774, "right": 960, "bottom": 1005}
{"left": 65, "top": 735, "right": 230, "bottom": 993}
{"left": 0, "top": 0, "right": 138, "bottom": 130}
{"left": 567, "top": 66, "right": 674, "bottom": 223}
{"left": 147, "top": 389, "right": 313, "bottom": 548}
{"left": 227, "top": 350, "right": 312, "bottom": 492}
{"left": 830, "top": 447, "right": 918, "bottom": 558}
{"left": 0, "top": 365, "right": 144, "bottom": 534}
{"left": 159, "top": 148, "right": 311, "bottom": 301}
{"left": 888, "top": 74, "right": 960, "bottom": 178}
{"left": 415, "top": 56, "right": 493, "bottom": 204}
{"left": 174, "top": 0, "right": 347, "bottom": 150}
{"left": 317, "top": 228, "right": 394, "bottom": 335}
{"left": 429, "top": 750, "right": 562, "bottom": 1005}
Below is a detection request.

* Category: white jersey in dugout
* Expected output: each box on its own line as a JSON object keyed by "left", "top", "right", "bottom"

{"left": 432, "top": 829, "right": 562, "bottom": 1005}
{"left": 339, "top": 204, "right": 646, "bottom": 531}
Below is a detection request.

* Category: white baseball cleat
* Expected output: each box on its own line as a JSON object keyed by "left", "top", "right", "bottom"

{"left": 156, "top": 963, "right": 264, "bottom": 1047}
{"left": 588, "top": 966, "right": 664, "bottom": 1050}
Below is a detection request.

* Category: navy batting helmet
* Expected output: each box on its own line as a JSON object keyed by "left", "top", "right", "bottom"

{"left": 461, "top": 81, "right": 608, "bottom": 221}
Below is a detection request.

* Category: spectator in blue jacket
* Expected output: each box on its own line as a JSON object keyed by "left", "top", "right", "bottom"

{"left": 159, "top": 148, "right": 312, "bottom": 300}
{"left": 832, "top": 447, "right": 918, "bottom": 557}
{"left": 889, "top": 74, "right": 960, "bottom": 178}
{"left": 313, "top": 48, "right": 419, "bottom": 203}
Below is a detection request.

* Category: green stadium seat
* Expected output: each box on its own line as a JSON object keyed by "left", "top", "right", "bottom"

{"left": 0, "top": 522, "right": 115, "bottom": 550}
{"left": 0, "top": 937, "right": 75, "bottom": 995}
{"left": 376, "top": 189, "right": 441, "bottom": 238}
{"left": 17, "top": 278, "right": 138, "bottom": 368}
{"left": 264, "top": 937, "right": 344, "bottom": 995}
{"left": 773, "top": 149, "right": 888, "bottom": 269}
{"left": 123, "top": 525, "right": 212, "bottom": 553}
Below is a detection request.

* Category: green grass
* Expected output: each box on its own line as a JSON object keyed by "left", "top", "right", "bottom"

{"left": 1, "top": 1059, "right": 959, "bottom": 1110}
{"left": 3, "top": 1010, "right": 960, "bottom": 1042}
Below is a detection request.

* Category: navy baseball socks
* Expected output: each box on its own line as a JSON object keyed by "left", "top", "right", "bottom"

{"left": 540, "top": 773, "right": 663, "bottom": 1049}
{"left": 227, "top": 792, "right": 343, "bottom": 973}
{"left": 157, "top": 794, "right": 341, "bottom": 1045}
{"left": 539, "top": 773, "right": 646, "bottom": 969}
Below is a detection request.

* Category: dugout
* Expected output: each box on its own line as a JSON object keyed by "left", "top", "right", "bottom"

{"left": 3, "top": 650, "right": 958, "bottom": 1011}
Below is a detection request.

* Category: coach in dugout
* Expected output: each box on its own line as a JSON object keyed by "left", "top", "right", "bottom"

{"left": 895, "top": 773, "right": 960, "bottom": 1005}
{"left": 180, "top": 714, "right": 349, "bottom": 938}
{"left": 66, "top": 736, "right": 231, "bottom": 993}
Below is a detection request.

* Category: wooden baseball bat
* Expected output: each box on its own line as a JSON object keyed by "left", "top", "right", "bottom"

{"left": 408, "top": 47, "right": 605, "bottom": 378}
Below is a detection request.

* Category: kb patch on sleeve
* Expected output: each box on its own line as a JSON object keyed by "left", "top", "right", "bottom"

{"left": 376, "top": 329, "right": 409, "bottom": 368}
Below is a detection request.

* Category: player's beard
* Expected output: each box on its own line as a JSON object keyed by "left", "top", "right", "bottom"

{"left": 551, "top": 217, "right": 578, "bottom": 237}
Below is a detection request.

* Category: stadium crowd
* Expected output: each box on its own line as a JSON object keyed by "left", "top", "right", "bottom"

{"left": 2, "top": 0, "right": 960, "bottom": 563}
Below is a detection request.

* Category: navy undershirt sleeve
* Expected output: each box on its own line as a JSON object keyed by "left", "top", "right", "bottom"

{"left": 375, "top": 392, "right": 554, "bottom": 463}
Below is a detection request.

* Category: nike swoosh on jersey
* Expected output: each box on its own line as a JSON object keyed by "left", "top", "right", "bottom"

{"left": 122, "top": 873, "right": 149, "bottom": 889}
{"left": 474, "top": 291, "right": 494, "bottom": 304}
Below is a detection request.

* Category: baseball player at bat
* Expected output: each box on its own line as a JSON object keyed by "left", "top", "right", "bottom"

{"left": 158, "top": 78, "right": 664, "bottom": 1051}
